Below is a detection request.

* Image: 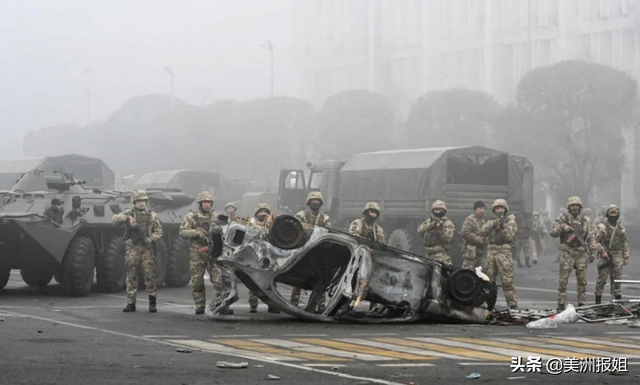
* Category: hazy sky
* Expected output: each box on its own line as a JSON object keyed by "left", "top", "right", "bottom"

{"left": 0, "top": 0, "right": 297, "bottom": 158}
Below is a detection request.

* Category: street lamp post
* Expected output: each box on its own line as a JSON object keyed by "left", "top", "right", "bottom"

{"left": 260, "top": 41, "right": 274, "bottom": 97}
{"left": 165, "top": 67, "right": 174, "bottom": 111}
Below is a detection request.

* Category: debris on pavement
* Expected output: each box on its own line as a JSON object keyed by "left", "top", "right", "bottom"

{"left": 507, "top": 377, "right": 526, "bottom": 380}
{"left": 175, "top": 348, "right": 191, "bottom": 353}
{"left": 216, "top": 361, "right": 249, "bottom": 369}
{"left": 331, "top": 365, "right": 339, "bottom": 371}
{"left": 466, "top": 372, "right": 481, "bottom": 379}
{"left": 265, "top": 374, "right": 280, "bottom": 380}
{"left": 525, "top": 317, "right": 558, "bottom": 329}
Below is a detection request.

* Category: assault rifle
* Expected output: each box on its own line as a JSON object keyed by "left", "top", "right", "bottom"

{"left": 560, "top": 217, "right": 592, "bottom": 260}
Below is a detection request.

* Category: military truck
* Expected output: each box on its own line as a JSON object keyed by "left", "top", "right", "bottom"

{"left": 278, "top": 146, "right": 534, "bottom": 266}
{"left": 133, "top": 169, "right": 236, "bottom": 211}
{"left": 0, "top": 171, "right": 193, "bottom": 295}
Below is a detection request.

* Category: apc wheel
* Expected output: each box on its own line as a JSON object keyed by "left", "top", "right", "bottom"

{"left": 0, "top": 268, "right": 11, "bottom": 289}
{"left": 97, "top": 237, "right": 126, "bottom": 293}
{"left": 61, "top": 236, "right": 95, "bottom": 297}
{"left": 165, "top": 236, "right": 190, "bottom": 288}
{"left": 137, "top": 240, "right": 168, "bottom": 289}
{"left": 388, "top": 228, "right": 418, "bottom": 254}
{"left": 20, "top": 269, "right": 53, "bottom": 287}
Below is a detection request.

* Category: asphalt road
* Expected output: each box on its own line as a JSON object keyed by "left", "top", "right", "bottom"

{"left": 1, "top": 252, "right": 640, "bottom": 385}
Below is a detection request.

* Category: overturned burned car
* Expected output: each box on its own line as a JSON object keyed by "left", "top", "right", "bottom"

{"left": 210, "top": 215, "right": 498, "bottom": 323}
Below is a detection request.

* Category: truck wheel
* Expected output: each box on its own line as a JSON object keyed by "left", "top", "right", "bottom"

{"left": 61, "top": 236, "right": 95, "bottom": 297}
{"left": 20, "top": 269, "right": 53, "bottom": 287}
{"left": 388, "top": 228, "right": 419, "bottom": 254}
{"left": 0, "top": 268, "right": 11, "bottom": 289}
{"left": 137, "top": 240, "right": 168, "bottom": 289}
{"left": 97, "top": 237, "right": 126, "bottom": 293}
{"left": 165, "top": 237, "right": 190, "bottom": 287}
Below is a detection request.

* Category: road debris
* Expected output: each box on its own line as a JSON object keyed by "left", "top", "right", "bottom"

{"left": 175, "top": 348, "right": 191, "bottom": 353}
{"left": 507, "top": 377, "right": 526, "bottom": 380}
{"left": 216, "top": 361, "right": 248, "bottom": 369}
{"left": 466, "top": 372, "right": 481, "bottom": 379}
{"left": 265, "top": 374, "right": 280, "bottom": 380}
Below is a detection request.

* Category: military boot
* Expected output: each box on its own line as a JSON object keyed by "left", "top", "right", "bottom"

{"left": 557, "top": 302, "right": 565, "bottom": 312}
{"left": 517, "top": 260, "right": 524, "bottom": 268}
{"left": 195, "top": 307, "right": 205, "bottom": 315}
{"left": 249, "top": 305, "right": 258, "bottom": 313}
{"left": 123, "top": 303, "right": 136, "bottom": 312}
{"left": 615, "top": 295, "right": 622, "bottom": 300}
{"left": 525, "top": 260, "right": 532, "bottom": 268}
{"left": 149, "top": 296, "right": 157, "bottom": 313}
{"left": 595, "top": 295, "right": 601, "bottom": 304}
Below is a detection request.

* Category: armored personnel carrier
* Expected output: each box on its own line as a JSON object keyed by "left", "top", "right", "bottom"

{"left": 0, "top": 170, "right": 193, "bottom": 296}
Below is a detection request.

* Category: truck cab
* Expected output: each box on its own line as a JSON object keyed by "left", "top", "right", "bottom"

{"left": 278, "top": 160, "right": 345, "bottom": 218}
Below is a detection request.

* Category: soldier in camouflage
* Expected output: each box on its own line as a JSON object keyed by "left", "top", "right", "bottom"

{"left": 480, "top": 199, "right": 518, "bottom": 309}
{"left": 550, "top": 196, "right": 598, "bottom": 311}
{"left": 179, "top": 191, "right": 231, "bottom": 315}
{"left": 291, "top": 192, "right": 331, "bottom": 311}
{"left": 531, "top": 211, "right": 547, "bottom": 260}
{"left": 541, "top": 209, "right": 553, "bottom": 253}
{"left": 513, "top": 217, "right": 534, "bottom": 268}
{"left": 594, "top": 204, "right": 630, "bottom": 303}
{"left": 461, "top": 200, "right": 487, "bottom": 270}
{"left": 593, "top": 206, "right": 607, "bottom": 228}
{"left": 248, "top": 203, "right": 280, "bottom": 314}
{"left": 112, "top": 190, "right": 163, "bottom": 313}
{"left": 418, "top": 200, "right": 455, "bottom": 265}
{"left": 349, "top": 202, "right": 385, "bottom": 244}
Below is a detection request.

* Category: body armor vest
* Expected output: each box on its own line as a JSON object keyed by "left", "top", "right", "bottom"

{"left": 194, "top": 212, "right": 212, "bottom": 231}
{"left": 560, "top": 215, "right": 587, "bottom": 247}
{"left": 601, "top": 224, "right": 624, "bottom": 251}
{"left": 125, "top": 209, "right": 152, "bottom": 241}
{"left": 302, "top": 209, "right": 327, "bottom": 226}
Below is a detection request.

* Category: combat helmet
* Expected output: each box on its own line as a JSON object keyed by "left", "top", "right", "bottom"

{"left": 255, "top": 203, "right": 271, "bottom": 216}
{"left": 431, "top": 200, "right": 447, "bottom": 213}
{"left": 606, "top": 204, "right": 620, "bottom": 217}
{"left": 582, "top": 207, "right": 592, "bottom": 216}
{"left": 533, "top": 211, "right": 540, "bottom": 218}
{"left": 197, "top": 191, "right": 214, "bottom": 203}
{"left": 541, "top": 209, "right": 549, "bottom": 216}
{"left": 362, "top": 202, "right": 381, "bottom": 215}
{"left": 224, "top": 202, "right": 237, "bottom": 211}
{"left": 306, "top": 191, "right": 323, "bottom": 205}
{"left": 492, "top": 199, "right": 509, "bottom": 212}
{"left": 566, "top": 196, "right": 583, "bottom": 209}
{"left": 598, "top": 205, "right": 608, "bottom": 216}
{"left": 131, "top": 190, "right": 148, "bottom": 202}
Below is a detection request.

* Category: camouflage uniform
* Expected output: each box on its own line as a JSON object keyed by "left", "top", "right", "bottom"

{"left": 514, "top": 218, "right": 534, "bottom": 267}
{"left": 550, "top": 196, "right": 598, "bottom": 309}
{"left": 291, "top": 192, "right": 331, "bottom": 310}
{"left": 247, "top": 203, "right": 279, "bottom": 313}
{"left": 349, "top": 202, "right": 385, "bottom": 244}
{"left": 417, "top": 200, "right": 455, "bottom": 266}
{"left": 594, "top": 205, "right": 629, "bottom": 301}
{"left": 178, "top": 191, "right": 221, "bottom": 311}
{"left": 541, "top": 209, "right": 553, "bottom": 253}
{"left": 531, "top": 212, "right": 547, "bottom": 260}
{"left": 480, "top": 199, "right": 518, "bottom": 308}
{"left": 112, "top": 190, "right": 163, "bottom": 310}
{"left": 461, "top": 211, "right": 486, "bottom": 270}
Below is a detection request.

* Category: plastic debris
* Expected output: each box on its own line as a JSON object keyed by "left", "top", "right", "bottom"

{"left": 175, "top": 348, "right": 191, "bottom": 353}
{"left": 466, "top": 372, "right": 481, "bottom": 379}
{"left": 526, "top": 317, "right": 558, "bottom": 329}
{"left": 266, "top": 374, "right": 280, "bottom": 380}
{"left": 508, "top": 377, "right": 526, "bottom": 380}
{"left": 216, "top": 361, "right": 248, "bottom": 369}
{"left": 331, "top": 365, "right": 339, "bottom": 371}
{"left": 550, "top": 304, "right": 579, "bottom": 324}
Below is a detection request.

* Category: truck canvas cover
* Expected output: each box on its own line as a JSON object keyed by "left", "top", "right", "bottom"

{"left": 338, "top": 146, "right": 533, "bottom": 217}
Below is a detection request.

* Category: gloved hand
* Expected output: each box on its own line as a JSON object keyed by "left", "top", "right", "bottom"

{"left": 197, "top": 230, "right": 209, "bottom": 242}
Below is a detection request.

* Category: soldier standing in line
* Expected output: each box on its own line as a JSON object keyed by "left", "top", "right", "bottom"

{"left": 550, "top": 196, "right": 598, "bottom": 311}
{"left": 513, "top": 217, "right": 534, "bottom": 268}
{"left": 248, "top": 203, "right": 280, "bottom": 314}
{"left": 480, "top": 199, "right": 518, "bottom": 310}
{"left": 461, "top": 200, "right": 487, "bottom": 270}
{"left": 417, "top": 200, "right": 455, "bottom": 265}
{"left": 541, "top": 209, "right": 553, "bottom": 254}
{"left": 349, "top": 202, "right": 385, "bottom": 244}
{"left": 594, "top": 204, "right": 629, "bottom": 304}
{"left": 112, "top": 190, "right": 163, "bottom": 313}
{"left": 531, "top": 211, "right": 547, "bottom": 261}
{"left": 179, "top": 191, "right": 232, "bottom": 315}
{"left": 291, "top": 192, "right": 331, "bottom": 311}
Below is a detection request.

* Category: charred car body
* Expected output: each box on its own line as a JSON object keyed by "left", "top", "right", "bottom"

{"left": 210, "top": 215, "right": 497, "bottom": 323}
{"left": 0, "top": 170, "right": 194, "bottom": 295}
